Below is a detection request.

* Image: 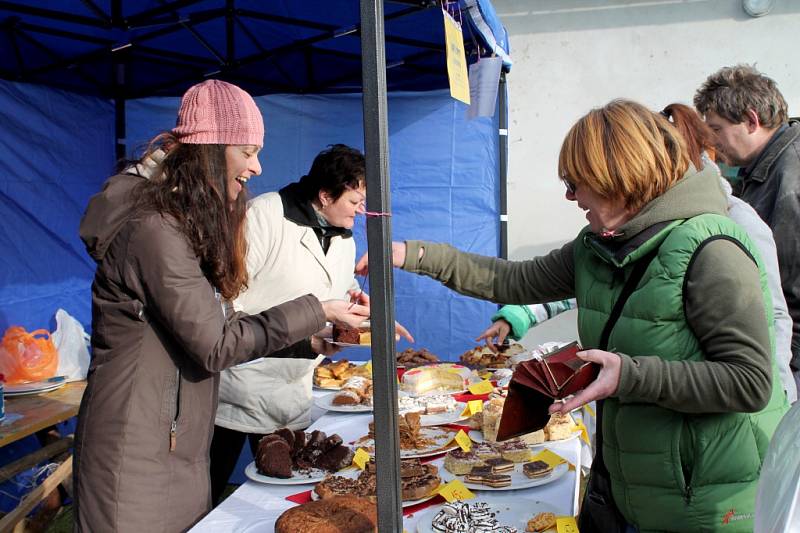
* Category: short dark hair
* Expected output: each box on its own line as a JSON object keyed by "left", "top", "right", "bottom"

{"left": 694, "top": 64, "right": 788, "bottom": 129}
{"left": 298, "top": 144, "right": 365, "bottom": 201}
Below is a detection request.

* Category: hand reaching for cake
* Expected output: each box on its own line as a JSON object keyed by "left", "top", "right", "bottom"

{"left": 310, "top": 335, "right": 341, "bottom": 356}
{"left": 321, "top": 300, "right": 369, "bottom": 329}
{"left": 475, "top": 319, "right": 512, "bottom": 352}
{"left": 354, "top": 241, "right": 411, "bottom": 276}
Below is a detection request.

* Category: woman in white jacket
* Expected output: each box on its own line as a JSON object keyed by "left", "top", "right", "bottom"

{"left": 209, "top": 145, "right": 370, "bottom": 503}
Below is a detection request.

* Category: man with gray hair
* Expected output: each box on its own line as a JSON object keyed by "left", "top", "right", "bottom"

{"left": 695, "top": 64, "right": 800, "bottom": 394}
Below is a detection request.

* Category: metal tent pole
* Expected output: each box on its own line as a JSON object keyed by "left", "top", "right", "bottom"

{"left": 359, "top": 0, "right": 402, "bottom": 531}
{"left": 498, "top": 71, "right": 508, "bottom": 260}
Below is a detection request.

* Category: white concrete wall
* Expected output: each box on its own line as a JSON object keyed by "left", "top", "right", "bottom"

{"left": 492, "top": 0, "right": 800, "bottom": 346}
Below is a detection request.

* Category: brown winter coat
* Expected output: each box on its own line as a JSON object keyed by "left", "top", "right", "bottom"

{"left": 75, "top": 172, "right": 325, "bottom": 532}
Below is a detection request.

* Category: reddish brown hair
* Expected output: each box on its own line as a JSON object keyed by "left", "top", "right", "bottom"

{"left": 661, "top": 103, "right": 717, "bottom": 169}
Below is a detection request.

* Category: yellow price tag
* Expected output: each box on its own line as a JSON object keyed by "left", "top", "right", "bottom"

{"left": 442, "top": 9, "right": 470, "bottom": 104}
{"left": 363, "top": 360, "right": 373, "bottom": 375}
{"left": 468, "top": 380, "right": 493, "bottom": 395}
{"left": 583, "top": 402, "right": 596, "bottom": 418}
{"left": 437, "top": 479, "right": 475, "bottom": 503}
{"left": 556, "top": 516, "right": 579, "bottom": 533}
{"left": 530, "top": 449, "right": 567, "bottom": 468}
{"left": 454, "top": 429, "right": 472, "bottom": 452}
{"left": 352, "top": 448, "right": 370, "bottom": 470}
{"left": 480, "top": 371, "right": 493, "bottom": 380}
{"left": 576, "top": 420, "right": 590, "bottom": 445}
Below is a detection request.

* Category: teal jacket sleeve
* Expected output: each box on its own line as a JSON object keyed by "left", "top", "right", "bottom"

{"left": 491, "top": 299, "right": 577, "bottom": 340}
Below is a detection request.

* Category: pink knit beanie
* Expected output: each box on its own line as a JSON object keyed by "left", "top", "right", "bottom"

{"left": 173, "top": 79, "right": 264, "bottom": 146}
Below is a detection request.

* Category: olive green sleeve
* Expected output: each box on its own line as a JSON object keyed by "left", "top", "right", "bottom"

{"left": 616, "top": 239, "right": 772, "bottom": 413}
{"left": 402, "top": 240, "right": 576, "bottom": 305}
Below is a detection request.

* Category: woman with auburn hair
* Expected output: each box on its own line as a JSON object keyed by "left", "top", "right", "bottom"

{"left": 358, "top": 99, "right": 788, "bottom": 532}
{"left": 75, "top": 80, "right": 369, "bottom": 532}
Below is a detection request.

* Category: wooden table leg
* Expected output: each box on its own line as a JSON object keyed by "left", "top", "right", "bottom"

{"left": 0, "top": 456, "right": 72, "bottom": 533}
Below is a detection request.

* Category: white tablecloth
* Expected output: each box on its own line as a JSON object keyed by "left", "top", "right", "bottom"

{"left": 191, "top": 392, "right": 582, "bottom": 533}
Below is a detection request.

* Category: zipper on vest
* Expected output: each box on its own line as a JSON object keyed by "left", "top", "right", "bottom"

{"left": 170, "top": 369, "right": 182, "bottom": 452}
{"left": 684, "top": 484, "right": 693, "bottom": 503}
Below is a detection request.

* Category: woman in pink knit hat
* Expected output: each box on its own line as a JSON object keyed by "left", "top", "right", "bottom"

{"left": 74, "top": 80, "right": 370, "bottom": 532}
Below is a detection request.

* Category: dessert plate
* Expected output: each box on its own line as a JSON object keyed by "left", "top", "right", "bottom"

{"left": 439, "top": 461, "right": 568, "bottom": 491}
{"left": 4, "top": 377, "right": 67, "bottom": 397}
{"left": 410, "top": 403, "right": 469, "bottom": 427}
{"left": 468, "top": 429, "right": 582, "bottom": 446}
{"left": 244, "top": 461, "right": 328, "bottom": 485}
{"left": 310, "top": 468, "right": 441, "bottom": 508}
{"left": 414, "top": 498, "right": 560, "bottom": 533}
{"left": 322, "top": 338, "right": 371, "bottom": 348}
{"left": 314, "top": 392, "right": 373, "bottom": 413}
{"left": 355, "top": 427, "right": 460, "bottom": 459}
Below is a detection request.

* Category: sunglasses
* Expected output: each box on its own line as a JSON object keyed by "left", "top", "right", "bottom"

{"left": 563, "top": 178, "right": 577, "bottom": 195}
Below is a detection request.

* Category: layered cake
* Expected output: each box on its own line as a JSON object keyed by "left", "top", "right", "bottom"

{"left": 443, "top": 449, "right": 485, "bottom": 475}
{"left": 522, "top": 460, "right": 553, "bottom": 479}
{"left": 255, "top": 428, "right": 354, "bottom": 478}
{"left": 497, "top": 438, "right": 532, "bottom": 463}
{"left": 398, "top": 394, "right": 457, "bottom": 415}
{"left": 544, "top": 413, "right": 577, "bottom": 441}
{"left": 401, "top": 363, "right": 474, "bottom": 395}
{"left": 275, "top": 495, "right": 377, "bottom": 533}
{"left": 431, "top": 501, "right": 518, "bottom": 532}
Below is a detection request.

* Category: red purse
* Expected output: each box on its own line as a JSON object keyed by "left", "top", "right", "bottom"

{"left": 496, "top": 341, "right": 598, "bottom": 441}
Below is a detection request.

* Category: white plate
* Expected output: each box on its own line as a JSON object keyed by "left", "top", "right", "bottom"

{"left": 244, "top": 461, "right": 328, "bottom": 485}
{"left": 314, "top": 392, "right": 373, "bottom": 413}
{"left": 468, "top": 429, "right": 582, "bottom": 446}
{"left": 398, "top": 388, "right": 468, "bottom": 398}
{"left": 356, "top": 427, "right": 460, "bottom": 459}
{"left": 323, "top": 338, "right": 370, "bottom": 348}
{"left": 440, "top": 461, "right": 569, "bottom": 492}
{"left": 414, "top": 498, "right": 560, "bottom": 533}
{"left": 4, "top": 380, "right": 66, "bottom": 396}
{"left": 310, "top": 468, "right": 441, "bottom": 508}
{"left": 411, "top": 403, "right": 468, "bottom": 427}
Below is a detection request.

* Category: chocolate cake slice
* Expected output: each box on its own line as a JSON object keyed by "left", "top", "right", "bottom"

{"left": 291, "top": 430, "right": 307, "bottom": 459}
{"left": 275, "top": 428, "right": 295, "bottom": 449}
{"left": 256, "top": 437, "right": 293, "bottom": 478}
{"left": 314, "top": 444, "right": 355, "bottom": 472}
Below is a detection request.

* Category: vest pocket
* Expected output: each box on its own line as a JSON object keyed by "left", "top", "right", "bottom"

{"left": 678, "top": 419, "right": 695, "bottom": 501}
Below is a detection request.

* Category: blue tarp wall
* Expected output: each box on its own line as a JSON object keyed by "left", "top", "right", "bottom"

{"left": 1, "top": 79, "right": 500, "bottom": 362}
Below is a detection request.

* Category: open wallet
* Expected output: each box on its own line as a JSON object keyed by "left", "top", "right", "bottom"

{"left": 496, "top": 341, "right": 600, "bottom": 441}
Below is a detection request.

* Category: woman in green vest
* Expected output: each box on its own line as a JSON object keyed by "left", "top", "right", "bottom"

{"left": 356, "top": 99, "right": 788, "bottom": 532}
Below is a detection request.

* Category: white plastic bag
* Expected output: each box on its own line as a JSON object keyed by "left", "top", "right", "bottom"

{"left": 755, "top": 400, "right": 800, "bottom": 532}
{"left": 51, "top": 309, "right": 90, "bottom": 382}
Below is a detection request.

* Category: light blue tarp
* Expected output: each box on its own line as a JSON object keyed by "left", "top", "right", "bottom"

{"left": 1, "top": 81, "right": 500, "bottom": 362}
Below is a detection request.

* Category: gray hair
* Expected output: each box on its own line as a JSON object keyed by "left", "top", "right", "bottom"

{"left": 694, "top": 64, "right": 787, "bottom": 129}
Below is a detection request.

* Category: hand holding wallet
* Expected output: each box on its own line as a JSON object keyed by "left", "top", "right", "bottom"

{"left": 496, "top": 341, "right": 599, "bottom": 441}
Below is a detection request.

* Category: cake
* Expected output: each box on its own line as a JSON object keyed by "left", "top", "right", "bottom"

{"left": 275, "top": 495, "right": 377, "bottom": 533}
{"left": 443, "top": 449, "right": 485, "bottom": 475}
{"left": 497, "top": 438, "right": 532, "bottom": 463}
{"left": 431, "top": 502, "right": 518, "bottom": 533}
{"left": 484, "top": 457, "right": 514, "bottom": 474}
{"left": 471, "top": 441, "right": 501, "bottom": 461}
{"left": 481, "top": 397, "right": 505, "bottom": 442}
{"left": 315, "top": 459, "right": 440, "bottom": 502}
{"left": 400, "top": 363, "right": 474, "bottom": 395}
{"left": 463, "top": 472, "right": 512, "bottom": 488}
{"left": 314, "top": 359, "right": 371, "bottom": 388}
{"left": 544, "top": 413, "right": 577, "bottom": 441}
{"left": 332, "top": 321, "right": 370, "bottom": 345}
{"left": 332, "top": 376, "right": 372, "bottom": 406}
{"left": 520, "top": 429, "right": 546, "bottom": 446}
{"left": 255, "top": 428, "right": 353, "bottom": 478}
{"left": 398, "top": 394, "right": 457, "bottom": 415}
{"left": 523, "top": 460, "right": 553, "bottom": 479}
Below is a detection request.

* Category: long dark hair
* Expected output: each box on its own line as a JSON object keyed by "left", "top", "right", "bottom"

{"left": 134, "top": 133, "right": 249, "bottom": 300}
{"left": 661, "top": 103, "right": 717, "bottom": 170}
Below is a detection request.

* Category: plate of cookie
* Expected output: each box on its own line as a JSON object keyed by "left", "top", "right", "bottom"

{"left": 414, "top": 499, "right": 560, "bottom": 533}
{"left": 312, "top": 458, "right": 442, "bottom": 508}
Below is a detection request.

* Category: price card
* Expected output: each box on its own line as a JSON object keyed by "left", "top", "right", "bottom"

{"left": 442, "top": 8, "right": 470, "bottom": 104}
{"left": 454, "top": 429, "right": 472, "bottom": 452}
{"left": 352, "top": 448, "right": 370, "bottom": 470}
{"left": 437, "top": 479, "right": 475, "bottom": 503}
{"left": 468, "top": 380, "right": 493, "bottom": 395}
{"left": 556, "top": 516, "right": 579, "bottom": 533}
{"left": 363, "top": 360, "right": 372, "bottom": 375}
{"left": 460, "top": 399, "right": 484, "bottom": 417}
{"left": 530, "top": 449, "right": 567, "bottom": 468}
{"left": 576, "top": 420, "right": 590, "bottom": 445}
{"left": 480, "top": 371, "right": 493, "bottom": 380}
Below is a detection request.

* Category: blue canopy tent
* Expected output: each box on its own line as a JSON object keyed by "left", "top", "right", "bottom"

{"left": 0, "top": 0, "right": 510, "bottom": 525}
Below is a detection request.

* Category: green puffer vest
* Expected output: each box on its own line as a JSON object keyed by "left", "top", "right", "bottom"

{"left": 574, "top": 214, "right": 788, "bottom": 532}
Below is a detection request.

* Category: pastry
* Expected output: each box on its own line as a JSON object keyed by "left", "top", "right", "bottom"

{"left": 275, "top": 495, "right": 377, "bottom": 533}
{"left": 443, "top": 449, "right": 485, "bottom": 475}
{"left": 255, "top": 436, "right": 292, "bottom": 478}
{"left": 431, "top": 502, "right": 518, "bottom": 533}
{"left": 484, "top": 457, "right": 514, "bottom": 474}
{"left": 397, "top": 347, "right": 440, "bottom": 367}
{"left": 464, "top": 472, "right": 512, "bottom": 488}
{"left": 481, "top": 397, "right": 505, "bottom": 442}
{"left": 523, "top": 460, "right": 553, "bottom": 479}
{"left": 497, "top": 438, "right": 532, "bottom": 463}
{"left": 544, "top": 413, "right": 577, "bottom": 441}
{"left": 471, "top": 441, "right": 501, "bottom": 461}
{"left": 401, "top": 363, "right": 474, "bottom": 395}
{"left": 332, "top": 321, "right": 370, "bottom": 344}
{"left": 526, "top": 511, "right": 557, "bottom": 532}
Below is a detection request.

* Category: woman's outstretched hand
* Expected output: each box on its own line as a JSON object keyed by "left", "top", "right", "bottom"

{"left": 355, "top": 241, "right": 409, "bottom": 276}
{"left": 475, "top": 319, "right": 511, "bottom": 352}
{"left": 548, "top": 349, "right": 621, "bottom": 414}
{"left": 321, "top": 300, "right": 369, "bottom": 328}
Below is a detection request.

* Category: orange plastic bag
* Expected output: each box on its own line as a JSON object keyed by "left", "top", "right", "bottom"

{"left": 0, "top": 326, "right": 59, "bottom": 384}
